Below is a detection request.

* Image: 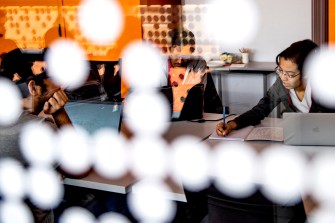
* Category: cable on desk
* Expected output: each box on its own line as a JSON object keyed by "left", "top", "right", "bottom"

{"left": 187, "top": 114, "right": 236, "bottom": 123}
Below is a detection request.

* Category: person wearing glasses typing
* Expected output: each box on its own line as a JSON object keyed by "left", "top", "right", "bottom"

{"left": 216, "top": 39, "right": 335, "bottom": 137}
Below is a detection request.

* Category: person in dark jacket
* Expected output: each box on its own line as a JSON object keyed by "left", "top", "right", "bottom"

{"left": 216, "top": 39, "right": 334, "bottom": 136}
{"left": 211, "top": 39, "right": 329, "bottom": 223}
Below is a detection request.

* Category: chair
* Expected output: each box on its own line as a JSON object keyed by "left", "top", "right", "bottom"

{"left": 204, "top": 72, "right": 223, "bottom": 114}
{"left": 207, "top": 185, "right": 306, "bottom": 223}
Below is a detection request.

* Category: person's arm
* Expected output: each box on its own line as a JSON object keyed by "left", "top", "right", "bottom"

{"left": 216, "top": 120, "right": 237, "bottom": 136}
{"left": 215, "top": 77, "right": 285, "bottom": 136}
{"left": 233, "top": 77, "right": 284, "bottom": 129}
{"left": 51, "top": 108, "right": 72, "bottom": 128}
{"left": 43, "top": 89, "right": 72, "bottom": 128}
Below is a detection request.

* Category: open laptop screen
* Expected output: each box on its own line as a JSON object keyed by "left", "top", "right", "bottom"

{"left": 64, "top": 101, "right": 123, "bottom": 135}
{"left": 283, "top": 113, "right": 335, "bottom": 146}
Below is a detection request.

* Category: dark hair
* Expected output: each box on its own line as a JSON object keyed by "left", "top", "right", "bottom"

{"left": 25, "top": 72, "right": 48, "bottom": 86}
{"left": 169, "top": 28, "right": 195, "bottom": 53}
{"left": 276, "top": 39, "right": 318, "bottom": 75}
{"left": 0, "top": 47, "right": 47, "bottom": 81}
{"left": 16, "top": 72, "right": 49, "bottom": 98}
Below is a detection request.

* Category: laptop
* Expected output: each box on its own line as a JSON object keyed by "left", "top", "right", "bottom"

{"left": 64, "top": 101, "right": 123, "bottom": 135}
{"left": 283, "top": 113, "right": 335, "bottom": 146}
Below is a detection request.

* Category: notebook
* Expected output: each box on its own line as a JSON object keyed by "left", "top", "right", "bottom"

{"left": 283, "top": 113, "right": 335, "bottom": 146}
{"left": 209, "top": 125, "right": 283, "bottom": 142}
{"left": 64, "top": 101, "right": 123, "bottom": 135}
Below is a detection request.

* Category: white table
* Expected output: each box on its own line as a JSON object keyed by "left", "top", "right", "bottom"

{"left": 63, "top": 113, "right": 223, "bottom": 202}
{"left": 206, "top": 117, "right": 335, "bottom": 155}
{"left": 205, "top": 116, "right": 335, "bottom": 218}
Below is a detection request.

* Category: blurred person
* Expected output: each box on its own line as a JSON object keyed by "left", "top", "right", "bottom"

{"left": 95, "top": 62, "right": 122, "bottom": 102}
{"left": 0, "top": 48, "right": 25, "bottom": 81}
{"left": 216, "top": 39, "right": 335, "bottom": 137}
{"left": 163, "top": 28, "right": 222, "bottom": 223}
{"left": 0, "top": 48, "right": 47, "bottom": 82}
{"left": 165, "top": 28, "right": 223, "bottom": 115}
{"left": 66, "top": 61, "right": 121, "bottom": 102}
{"left": 0, "top": 72, "right": 72, "bottom": 223}
{"left": 98, "top": 64, "right": 108, "bottom": 99}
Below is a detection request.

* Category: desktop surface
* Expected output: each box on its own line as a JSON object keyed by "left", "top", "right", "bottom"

{"left": 63, "top": 113, "right": 223, "bottom": 201}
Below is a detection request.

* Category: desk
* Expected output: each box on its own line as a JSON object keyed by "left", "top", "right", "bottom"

{"left": 63, "top": 113, "right": 223, "bottom": 202}
{"left": 162, "top": 113, "right": 223, "bottom": 143}
{"left": 63, "top": 171, "right": 135, "bottom": 194}
{"left": 64, "top": 116, "right": 333, "bottom": 221}
{"left": 207, "top": 117, "right": 335, "bottom": 155}
{"left": 210, "top": 62, "right": 277, "bottom": 116}
{"left": 205, "top": 117, "right": 335, "bottom": 220}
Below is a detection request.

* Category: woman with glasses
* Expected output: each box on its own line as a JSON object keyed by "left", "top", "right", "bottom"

{"left": 216, "top": 39, "right": 335, "bottom": 137}
{"left": 211, "top": 39, "right": 335, "bottom": 223}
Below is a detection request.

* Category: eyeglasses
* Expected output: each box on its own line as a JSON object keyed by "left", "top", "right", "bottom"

{"left": 275, "top": 66, "right": 300, "bottom": 79}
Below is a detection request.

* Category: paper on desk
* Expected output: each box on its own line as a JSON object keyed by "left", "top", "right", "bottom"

{"left": 245, "top": 127, "right": 283, "bottom": 141}
{"left": 209, "top": 126, "right": 283, "bottom": 142}
{"left": 209, "top": 126, "right": 254, "bottom": 141}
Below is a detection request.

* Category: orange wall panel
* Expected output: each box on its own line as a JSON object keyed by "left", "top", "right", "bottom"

{"left": 62, "top": 0, "right": 142, "bottom": 61}
{"left": 0, "top": 0, "right": 142, "bottom": 61}
{"left": 330, "top": 0, "right": 335, "bottom": 43}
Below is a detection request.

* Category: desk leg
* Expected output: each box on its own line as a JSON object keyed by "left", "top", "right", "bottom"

{"left": 262, "top": 74, "right": 267, "bottom": 97}
{"left": 218, "top": 72, "right": 223, "bottom": 101}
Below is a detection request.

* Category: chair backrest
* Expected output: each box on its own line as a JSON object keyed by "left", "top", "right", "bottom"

{"left": 207, "top": 185, "right": 306, "bottom": 223}
{"left": 160, "top": 85, "right": 173, "bottom": 118}
{"left": 177, "top": 83, "right": 204, "bottom": 121}
{"left": 160, "top": 84, "right": 204, "bottom": 121}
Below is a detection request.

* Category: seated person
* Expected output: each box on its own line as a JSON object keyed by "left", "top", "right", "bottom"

{"left": 213, "top": 39, "right": 335, "bottom": 222}
{"left": 1, "top": 48, "right": 47, "bottom": 82}
{"left": 216, "top": 39, "right": 335, "bottom": 137}
{"left": 0, "top": 48, "right": 26, "bottom": 81}
{"left": 0, "top": 71, "right": 72, "bottom": 223}
{"left": 165, "top": 28, "right": 223, "bottom": 116}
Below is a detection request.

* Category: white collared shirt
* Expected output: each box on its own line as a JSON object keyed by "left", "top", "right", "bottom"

{"left": 289, "top": 81, "right": 312, "bottom": 113}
